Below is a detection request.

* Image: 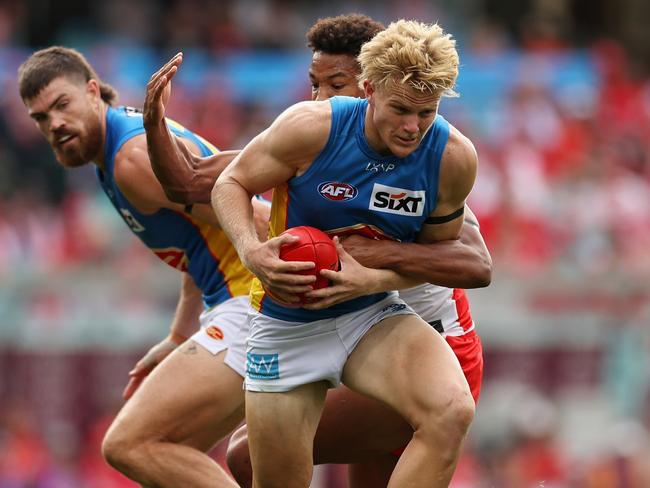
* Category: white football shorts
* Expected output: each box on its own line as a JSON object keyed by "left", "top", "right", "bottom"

{"left": 189, "top": 295, "right": 251, "bottom": 377}
{"left": 244, "top": 292, "right": 416, "bottom": 392}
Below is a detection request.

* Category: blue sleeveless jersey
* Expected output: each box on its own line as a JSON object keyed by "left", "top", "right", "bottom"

{"left": 97, "top": 106, "right": 252, "bottom": 308}
{"left": 251, "top": 96, "right": 449, "bottom": 321}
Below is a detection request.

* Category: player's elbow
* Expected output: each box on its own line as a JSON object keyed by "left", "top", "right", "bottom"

{"left": 162, "top": 177, "right": 213, "bottom": 205}
{"left": 212, "top": 173, "right": 248, "bottom": 202}
{"left": 150, "top": 166, "right": 197, "bottom": 204}
{"left": 465, "top": 254, "right": 492, "bottom": 288}
{"left": 162, "top": 185, "right": 192, "bottom": 204}
{"left": 470, "top": 264, "right": 492, "bottom": 288}
{"left": 167, "top": 186, "right": 212, "bottom": 205}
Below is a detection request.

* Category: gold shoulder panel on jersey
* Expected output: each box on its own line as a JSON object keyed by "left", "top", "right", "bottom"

{"left": 269, "top": 184, "right": 290, "bottom": 238}
{"left": 165, "top": 118, "right": 187, "bottom": 133}
{"left": 165, "top": 118, "right": 220, "bottom": 155}
{"left": 194, "top": 134, "right": 219, "bottom": 154}
{"left": 189, "top": 216, "right": 253, "bottom": 298}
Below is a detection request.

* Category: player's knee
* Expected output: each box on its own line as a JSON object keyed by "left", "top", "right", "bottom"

{"left": 414, "top": 383, "right": 475, "bottom": 446}
{"left": 101, "top": 429, "right": 126, "bottom": 470}
{"left": 101, "top": 424, "right": 139, "bottom": 473}
{"left": 225, "top": 427, "right": 253, "bottom": 487}
{"left": 446, "top": 386, "right": 475, "bottom": 436}
{"left": 440, "top": 384, "right": 475, "bottom": 437}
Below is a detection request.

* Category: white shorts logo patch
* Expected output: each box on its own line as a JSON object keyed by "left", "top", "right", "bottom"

{"left": 369, "top": 183, "right": 425, "bottom": 217}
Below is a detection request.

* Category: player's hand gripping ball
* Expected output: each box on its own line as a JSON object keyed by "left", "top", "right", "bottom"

{"left": 279, "top": 226, "right": 340, "bottom": 304}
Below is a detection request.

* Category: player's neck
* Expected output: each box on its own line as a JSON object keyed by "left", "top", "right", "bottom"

{"left": 363, "top": 107, "right": 391, "bottom": 156}
{"left": 93, "top": 102, "right": 109, "bottom": 171}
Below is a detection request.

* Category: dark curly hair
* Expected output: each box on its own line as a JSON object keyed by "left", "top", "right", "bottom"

{"left": 306, "top": 13, "right": 385, "bottom": 56}
{"left": 18, "top": 46, "right": 118, "bottom": 105}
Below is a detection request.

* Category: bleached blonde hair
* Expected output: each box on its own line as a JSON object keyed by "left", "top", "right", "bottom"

{"left": 358, "top": 20, "right": 459, "bottom": 97}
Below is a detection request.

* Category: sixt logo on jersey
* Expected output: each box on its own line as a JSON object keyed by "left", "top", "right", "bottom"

{"left": 318, "top": 182, "right": 358, "bottom": 201}
{"left": 369, "top": 183, "right": 425, "bottom": 216}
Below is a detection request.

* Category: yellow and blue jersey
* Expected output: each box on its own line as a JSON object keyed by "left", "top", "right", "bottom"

{"left": 252, "top": 96, "right": 450, "bottom": 322}
{"left": 97, "top": 106, "right": 252, "bottom": 308}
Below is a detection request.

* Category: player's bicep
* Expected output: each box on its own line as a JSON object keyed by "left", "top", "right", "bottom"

{"left": 420, "top": 130, "right": 478, "bottom": 242}
{"left": 418, "top": 196, "right": 468, "bottom": 243}
{"left": 417, "top": 213, "right": 464, "bottom": 243}
{"left": 220, "top": 103, "right": 327, "bottom": 195}
{"left": 218, "top": 130, "right": 296, "bottom": 197}
{"left": 115, "top": 141, "right": 174, "bottom": 211}
{"left": 116, "top": 136, "right": 196, "bottom": 214}
{"left": 458, "top": 206, "right": 491, "bottom": 262}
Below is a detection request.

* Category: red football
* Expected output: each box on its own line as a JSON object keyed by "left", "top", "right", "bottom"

{"left": 279, "top": 226, "right": 340, "bottom": 304}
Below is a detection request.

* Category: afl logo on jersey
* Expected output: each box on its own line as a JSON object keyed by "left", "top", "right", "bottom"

{"left": 318, "top": 182, "right": 358, "bottom": 201}
{"left": 369, "top": 183, "right": 425, "bottom": 216}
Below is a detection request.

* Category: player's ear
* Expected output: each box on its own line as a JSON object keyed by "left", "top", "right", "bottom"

{"left": 86, "top": 79, "right": 100, "bottom": 100}
{"left": 363, "top": 80, "right": 374, "bottom": 99}
{"left": 364, "top": 80, "right": 377, "bottom": 108}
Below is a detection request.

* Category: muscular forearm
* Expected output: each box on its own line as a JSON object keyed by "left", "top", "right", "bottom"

{"left": 168, "top": 273, "right": 204, "bottom": 342}
{"left": 145, "top": 117, "right": 199, "bottom": 202}
{"left": 211, "top": 176, "right": 259, "bottom": 265}
{"left": 369, "top": 267, "right": 424, "bottom": 294}
{"left": 145, "top": 119, "right": 234, "bottom": 204}
{"left": 347, "top": 235, "right": 491, "bottom": 289}
{"left": 386, "top": 239, "right": 491, "bottom": 288}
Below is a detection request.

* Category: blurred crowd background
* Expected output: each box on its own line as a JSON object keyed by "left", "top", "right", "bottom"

{"left": 1, "top": 0, "right": 650, "bottom": 486}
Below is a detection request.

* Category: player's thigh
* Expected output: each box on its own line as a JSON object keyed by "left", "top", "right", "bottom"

{"left": 108, "top": 342, "right": 245, "bottom": 450}
{"left": 245, "top": 381, "right": 328, "bottom": 458}
{"left": 342, "top": 313, "right": 471, "bottom": 423}
{"left": 313, "top": 385, "right": 412, "bottom": 464}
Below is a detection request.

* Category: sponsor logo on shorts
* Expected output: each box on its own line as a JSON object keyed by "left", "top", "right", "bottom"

{"left": 381, "top": 303, "right": 407, "bottom": 314}
{"left": 205, "top": 326, "right": 224, "bottom": 340}
{"left": 246, "top": 353, "right": 280, "bottom": 380}
{"left": 369, "top": 183, "right": 425, "bottom": 217}
{"left": 318, "top": 182, "right": 358, "bottom": 201}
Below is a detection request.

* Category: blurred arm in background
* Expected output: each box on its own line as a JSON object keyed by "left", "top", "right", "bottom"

{"left": 122, "top": 272, "right": 203, "bottom": 400}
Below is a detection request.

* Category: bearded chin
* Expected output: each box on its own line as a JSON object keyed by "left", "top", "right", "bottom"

{"left": 55, "top": 147, "right": 87, "bottom": 168}
{"left": 56, "top": 121, "right": 103, "bottom": 168}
